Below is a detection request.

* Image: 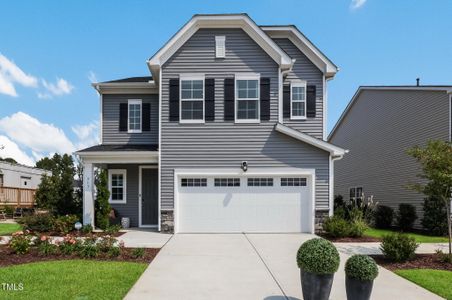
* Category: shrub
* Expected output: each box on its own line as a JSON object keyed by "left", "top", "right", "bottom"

{"left": 323, "top": 216, "right": 350, "bottom": 238}
{"left": 79, "top": 237, "right": 99, "bottom": 258}
{"left": 374, "top": 205, "right": 394, "bottom": 229}
{"left": 345, "top": 255, "right": 379, "bottom": 281}
{"left": 95, "top": 169, "right": 111, "bottom": 230}
{"left": 297, "top": 238, "right": 340, "bottom": 275}
{"left": 131, "top": 248, "right": 145, "bottom": 259}
{"left": 19, "top": 213, "right": 54, "bottom": 232}
{"left": 97, "top": 236, "right": 117, "bottom": 253}
{"left": 396, "top": 204, "right": 417, "bottom": 231}
{"left": 108, "top": 246, "right": 121, "bottom": 257}
{"left": 380, "top": 233, "right": 418, "bottom": 262}
{"left": 36, "top": 235, "right": 58, "bottom": 255}
{"left": 53, "top": 215, "right": 79, "bottom": 235}
{"left": 349, "top": 220, "right": 368, "bottom": 238}
{"left": 435, "top": 249, "right": 452, "bottom": 264}
{"left": 422, "top": 197, "right": 448, "bottom": 236}
{"left": 104, "top": 224, "right": 122, "bottom": 235}
{"left": 59, "top": 235, "right": 82, "bottom": 255}
{"left": 9, "top": 231, "right": 32, "bottom": 254}
{"left": 81, "top": 224, "right": 93, "bottom": 234}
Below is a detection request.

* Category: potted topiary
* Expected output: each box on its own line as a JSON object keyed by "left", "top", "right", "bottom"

{"left": 345, "top": 255, "right": 379, "bottom": 300}
{"left": 296, "top": 238, "right": 340, "bottom": 300}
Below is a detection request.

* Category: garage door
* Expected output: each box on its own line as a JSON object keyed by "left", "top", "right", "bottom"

{"left": 176, "top": 174, "right": 313, "bottom": 233}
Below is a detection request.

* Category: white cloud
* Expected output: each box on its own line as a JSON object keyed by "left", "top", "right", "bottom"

{"left": 88, "top": 71, "right": 98, "bottom": 83}
{"left": 0, "top": 112, "right": 75, "bottom": 155}
{"left": 71, "top": 121, "right": 99, "bottom": 150}
{"left": 0, "top": 135, "right": 35, "bottom": 166}
{"left": 40, "top": 78, "right": 74, "bottom": 98}
{"left": 350, "top": 0, "right": 367, "bottom": 10}
{"left": 0, "top": 53, "right": 38, "bottom": 97}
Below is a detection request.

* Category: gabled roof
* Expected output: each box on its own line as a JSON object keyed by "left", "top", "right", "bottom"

{"left": 147, "top": 14, "right": 294, "bottom": 82}
{"left": 328, "top": 85, "right": 452, "bottom": 141}
{"left": 92, "top": 76, "right": 157, "bottom": 94}
{"left": 274, "top": 123, "right": 346, "bottom": 156}
{"left": 101, "top": 76, "right": 153, "bottom": 84}
{"left": 261, "top": 25, "right": 338, "bottom": 78}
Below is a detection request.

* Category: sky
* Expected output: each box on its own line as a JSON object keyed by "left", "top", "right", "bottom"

{"left": 1, "top": 0, "right": 451, "bottom": 165}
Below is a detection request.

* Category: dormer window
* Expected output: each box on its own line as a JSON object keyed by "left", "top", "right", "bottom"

{"left": 215, "top": 36, "right": 226, "bottom": 58}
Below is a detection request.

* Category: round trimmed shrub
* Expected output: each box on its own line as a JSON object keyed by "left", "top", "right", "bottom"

{"left": 345, "top": 255, "right": 379, "bottom": 281}
{"left": 374, "top": 205, "right": 394, "bottom": 229}
{"left": 297, "top": 238, "right": 340, "bottom": 275}
{"left": 396, "top": 204, "right": 417, "bottom": 231}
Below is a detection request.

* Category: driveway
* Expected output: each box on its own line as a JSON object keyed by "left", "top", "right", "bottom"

{"left": 125, "top": 234, "right": 442, "bottom": 300}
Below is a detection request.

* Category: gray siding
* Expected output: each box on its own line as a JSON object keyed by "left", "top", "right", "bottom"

{"left": 102, "top": 94, "right": 158, "bottom": 144}
{"left": 330, "top": 89, "right": 450, "bottom": 227}
{"left": 160, "top": 28, "right": 330, "bottom": 211}
{"left": 273, "top": 38, "right": 324, "bottom": 139}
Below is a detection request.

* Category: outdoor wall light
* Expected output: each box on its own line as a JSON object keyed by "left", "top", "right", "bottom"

{"left": 241, "top": 161, "right": 248, "bottom": 172}
{"left": 74, "top": 222, "right": 82, "bottom": 231}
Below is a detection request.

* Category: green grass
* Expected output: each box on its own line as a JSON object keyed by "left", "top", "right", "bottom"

{"left": 0, "top": 223, "right": 22, "bottom": 235}
{"left": 0, "top": 260, "right": 147, "bottom": 300}
{"left": 364, "top": 228, "right": 449, "bottom": 243}
{"left": 395, "top": 269, "right": 452, "bottom": 300}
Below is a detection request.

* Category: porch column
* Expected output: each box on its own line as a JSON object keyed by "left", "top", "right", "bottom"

{"left": 83, "top": 162, "right": 95, "bottom": 226}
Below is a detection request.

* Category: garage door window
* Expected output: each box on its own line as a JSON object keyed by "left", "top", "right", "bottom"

{"left": 181, "top": 178, "right": 207, "bottom": 187}
{"left": 281, "top": 178, "right": 307, "bottom": 186}
{"left": 214, "top": 178, "right": 240, "bottom": 187}
{"left": 247, "top": 178, "right": 273, "bottom": 187}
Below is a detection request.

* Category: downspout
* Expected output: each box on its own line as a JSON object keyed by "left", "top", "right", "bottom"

{"left": 329, "top": 152, "right": 348, "bottom": 216}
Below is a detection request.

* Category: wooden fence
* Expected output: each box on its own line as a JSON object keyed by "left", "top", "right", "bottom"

{"left": 0, "top": 186, "right": 36, "bottom": 207}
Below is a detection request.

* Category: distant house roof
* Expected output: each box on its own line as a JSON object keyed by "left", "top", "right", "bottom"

{"left": 77, "top": 144, "right": 158, "bottom": 153}
{"left": 100, "top": 76, "right": 153, "bottom": 84}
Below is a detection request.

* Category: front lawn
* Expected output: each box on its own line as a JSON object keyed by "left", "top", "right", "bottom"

{"left": 395, "top": 269, "right": 452, "bottom": 300}
{"left": 364, "top": 228, "right": 449, "bottom": 243}
{"left": 0, "top": 260, "right": 147, "bottom": 300}
{"left": 0, "top": 223, "right": 22, "bottom": 236}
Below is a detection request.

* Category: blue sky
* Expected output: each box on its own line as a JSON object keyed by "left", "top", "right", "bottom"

{"left": 1, "top": 0, "right": 451, "bottom": 165}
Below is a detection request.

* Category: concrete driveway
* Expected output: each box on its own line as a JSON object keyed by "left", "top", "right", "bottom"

{"left": 125, "top": 234, "right": 443, "bottom": 300}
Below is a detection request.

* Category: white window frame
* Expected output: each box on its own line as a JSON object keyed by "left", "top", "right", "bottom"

{"left": 179, "top": 74, "right": 205, "bottom": 124}
{"left": 128, "top": 99, "right": 142, "bottom": 133}
{"left": 290, "top": 81, "right": 307, "bottom": 120}
{"left": 108, "top": 169, "right": 127, "bottom": 204}
{"left": 215, "top": 36, "right": 226, "bottom": 58}
{"left": 235, "top": 74, "right": 260, "bottom": 123}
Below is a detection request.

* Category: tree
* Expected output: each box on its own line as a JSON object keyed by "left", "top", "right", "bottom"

{"left": 0, "top": 157, "right": 18, "bottom": 164}
{"left": 408, "top": 140, "right": 452, "bottom": 256}
{"left": 95, "top": 169, "right": 110, "bottom": 229}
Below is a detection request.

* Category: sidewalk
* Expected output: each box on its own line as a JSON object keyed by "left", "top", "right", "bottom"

{"left": 334, "top": 242, "right": 449, "bottom": 255}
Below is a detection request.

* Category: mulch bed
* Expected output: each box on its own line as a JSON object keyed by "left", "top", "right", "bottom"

{"left": 372, "top": 254, "right": 452, "bottom": 271}
{"left": 0, "top": 246, "right": 159, "bottom": 268}
{"left": 320, "top": 234, "right": 380, "bottom": 243}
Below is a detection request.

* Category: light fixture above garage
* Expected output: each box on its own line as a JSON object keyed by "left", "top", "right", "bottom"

{"left": 241, "top": 161, "right": 248, "bottom": 172}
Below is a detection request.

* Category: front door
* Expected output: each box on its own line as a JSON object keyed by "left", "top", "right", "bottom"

{"left": 140, "top": 168, "right": 158, "bottom": 226}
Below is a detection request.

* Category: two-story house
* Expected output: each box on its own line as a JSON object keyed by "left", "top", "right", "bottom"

{"left": 76, "top": 14, "right": 345, "bottom": 233}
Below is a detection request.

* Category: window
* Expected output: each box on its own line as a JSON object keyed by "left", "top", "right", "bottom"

{"left": 180, "top": 75, "right": 204, "bottom": 123}
{"left": 248, "top": 178, "right": 273, "bottom": 187}
{"left": 350, "top": 187, "right": 363, "bottom": 201}
{"left": 291, "top": 81, "right": 306, "bottom": 119}
{"left": 128, "top": 99, "right": 142, "bottom": 133}
{"left": 214, "top": 178, "right": 240, "bottom": 187}
{"left": 181, "top": 178, "right": 207, "bottom": 187}
{"left": 108, "top": 169, "right": 127, "bottom": 204}
{"left": 236, "top": 75, "right": 260, "bottom": 122}
{"left": 281, "top": 178, "right": 307, "bottom": 187}
{"left": 215, "top": 36, "right": 226, "bottom": 58}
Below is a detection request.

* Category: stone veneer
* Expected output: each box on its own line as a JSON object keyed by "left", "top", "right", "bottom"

{"left": 161, "top": 210, "right": 174, "bottom": 233}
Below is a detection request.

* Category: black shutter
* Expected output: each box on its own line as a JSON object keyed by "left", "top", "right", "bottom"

{"left": 169, "top": 79, "right": 180, "bottom": 121}
{"left": 260, "top": 78, "right": 270, "bottom": 121}
{"left": 142, "top": 103, "right": 151, "bottom": 131}
{"left": 283, "top": 85, "right": 290, "bottom": 118}
{"left": 224, "top": 78, "right": 235, "bottom": 121}
{"left": 119, "top": 103, "right": 128, "bottom": 131}
{"left": 205, "top": 78, "right": 215, "bottom": 121}
{"left": 306, "top": 85, "right": 316, "bottom": 118}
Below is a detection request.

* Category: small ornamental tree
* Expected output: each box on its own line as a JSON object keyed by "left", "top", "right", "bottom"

{"left": 407, "top": 140, "right": 452, "bottom": 256}
{"left": 95, "top": 169, "right": 111, "bottom": 230}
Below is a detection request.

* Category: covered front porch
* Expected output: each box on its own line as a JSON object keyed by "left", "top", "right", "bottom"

{"left": 76, "top": 144, "right": 159, "bottom": 229}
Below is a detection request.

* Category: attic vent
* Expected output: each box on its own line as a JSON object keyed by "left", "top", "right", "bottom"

{"left": 215, "top": 36, "right": 226, "bottom": 58}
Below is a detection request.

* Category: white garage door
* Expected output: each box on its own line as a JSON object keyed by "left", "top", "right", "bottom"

{"left": 176, "top": 174, "right": 313, "bottom": 233}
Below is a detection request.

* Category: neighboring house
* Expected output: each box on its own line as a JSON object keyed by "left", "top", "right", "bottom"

{"left": 76, "top": 14, "right": 345, "bottom": 233}
{"left": 0, "top": 161, "right": 50, "bottom": 190}
{"left": 329, "top": 86, "right": 452, "bottom": 227}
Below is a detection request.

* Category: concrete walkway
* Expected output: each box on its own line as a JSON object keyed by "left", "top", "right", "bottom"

{"left": 119, "top": 229, "right": 172, "bottom": 248}
{"left": 125, "top": 234, "right": 443, "bottom": 300}
{"left": 334, "top": 242, "right": 449, "bottom": 256}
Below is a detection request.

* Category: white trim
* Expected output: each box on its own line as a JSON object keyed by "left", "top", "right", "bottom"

{"left": 235, "top": 73, "right": 260, "bottom": 123}
{"left": 329, "top": 156, "right": 333, "bottom": 216}
{"left": 278, "top": 67, "right": 283, "bottom": 123}
{"left": 108, "top": 169, "right": 127, "bottom": 204}
{"left": 128, "top": 99, "right": 142, "bottom": 133}
{"left": 138, "top": 165, "right": 159, "bottom": 228}
{"left": 92, "top": 82, "right": 157, "bottom": 94}
{"left": 179, "top": 75, "right": 205, "bottom": 124}
{"left": 328, "top": 86, "right": 452, "bottom": 141}
{"left": 158, "top": 68, "right": 162, "bottom": 231}
{"left": 275, "top": 123, "right": 346, "bottom": 156}
{"left": 77, "top": 151, "right": 158, "bottom": 164}
{"left": 99, "top": 93, "right": 103, "bottom": 144}
{"left": 290, "top": 80, "right": 307, "bottom": 120}
{"left": 323, "top": 76, "right": 328, "bottom": 141}
{"left": 215, "top": 35, "right": 226, "bottom": 58}
{"left": 173, "top": 167, "right": 316, "bottom": 234}
{"left": 449, "top": 93, "right": 451, "bottom": 142}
